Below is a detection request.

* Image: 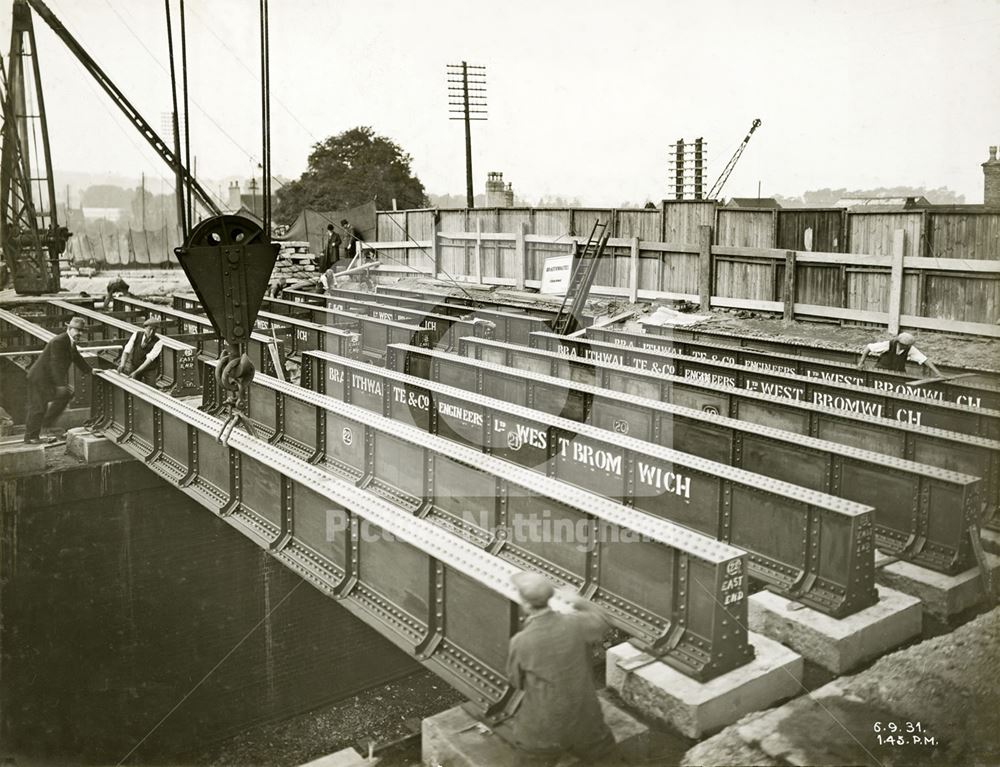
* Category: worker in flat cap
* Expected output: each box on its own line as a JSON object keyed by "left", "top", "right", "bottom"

{"left": 23, "top": 317, "right": 92, "bottom": 444}
{"left": 118, "top": 316, "right": 165, "bottom": 383}
{"left": 504, "top": 571, "right": 619, "bottom": 765}
{"left": 857, "top": 331, "right": 942, "bottom": 377}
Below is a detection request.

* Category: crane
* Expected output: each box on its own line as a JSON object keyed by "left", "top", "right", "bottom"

{"left": 706, "top": 118, "right": 762, "bottom": 201}
{"left": 0, "top": 0, "right": 67, "bottom": 293}
{"left": 1, "top": 0, "right": 222, "bottom": 294}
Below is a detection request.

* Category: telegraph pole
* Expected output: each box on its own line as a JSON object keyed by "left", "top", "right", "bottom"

{"left": 447, "top": 62, "right": 487, "bottom": 208}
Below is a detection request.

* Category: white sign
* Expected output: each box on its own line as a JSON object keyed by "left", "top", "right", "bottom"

{"left": 540, "top": 254, "right": 573, "bottom": 295}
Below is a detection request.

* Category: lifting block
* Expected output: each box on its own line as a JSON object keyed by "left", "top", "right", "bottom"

{"left": 748, "top": 587, "right": 921, "bottom": 674}
{"left": 606, "top": 633, "right": 803, "bottom": 739}
{"left": 421, "top": 691, "right": 650, "bottom": 767}
{"left": 876, "top": 556, "right": 1000, "bottom": 620}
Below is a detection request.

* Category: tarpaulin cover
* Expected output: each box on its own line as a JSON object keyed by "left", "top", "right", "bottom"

{"left": 275, "top": 201, "right": 377, "bottom": 255}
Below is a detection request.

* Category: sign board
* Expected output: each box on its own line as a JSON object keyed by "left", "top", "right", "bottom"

{"left": 540, "top": 254, "right": 573, "bottom": 295}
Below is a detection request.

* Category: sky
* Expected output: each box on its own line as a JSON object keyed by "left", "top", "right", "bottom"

{"left": 5, "top": 0, "right": 1000, "bottom": 206}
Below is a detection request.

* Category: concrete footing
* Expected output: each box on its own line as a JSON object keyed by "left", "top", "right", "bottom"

{"left": 876, "top": 556, "right": 1000, "bottom": 620}
{"left": 299, "top": 747, "right": 378, "bottom": 767}
{"left": 981, "top": 528, "right": 1000, "bottom": 556}
{"left": 748, "top": 587, "right": 922, "bottom": 673}
{"left": 422, "top": 691, "right": 650, "bottom": 767}
{"left": 65, "top": 427, "right": 131, "bottom": 464}
{"left": 0, "top": 441, "right": 46, "bottom": 475}
{"left": 606, "top": 632, "right": 803, "bottom": 739}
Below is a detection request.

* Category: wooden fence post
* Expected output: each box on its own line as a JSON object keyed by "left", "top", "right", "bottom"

{"left": 699, "top": 225, "right": 713, "bottom": 311}
{"left": 783, "top": 250, "right": 796, "bottom": 321}
{"left": 887, "top": 228, "right": 905, "bottom": 335}
{"left": 629, "top": 236, "right": 640, "bottom": 303}
{"left": 431, "top": 211, "right": 441, "bottom": 278}
{"left": 474, "top": 216, "right": 484, "bottom": 285}
{"left": 515, "top": 222, "right": 527, "bottom": 291}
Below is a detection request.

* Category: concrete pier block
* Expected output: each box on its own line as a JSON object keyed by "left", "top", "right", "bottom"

{"left": 299, "top": 747, "right": 378, "bottom": 767}
{"left": 606, "top": 632, "right": 803, "bottom": 739}
{"left": 980, "top": 528, "right": 1000, "bottom": 556}
{"left": 876, "top": 556, "right": 1000, "bottom": 620}
{"left": 66, "top": 427, "right": 131, "bottom": 464}
{"left": 422, "top": 691, "right": 649, "bottom": 767}
{"left": 0, "top": 442, "right": 46, "bottom": 475}
{"left": 748, "top": 587, "right": 921, "bottom": 673}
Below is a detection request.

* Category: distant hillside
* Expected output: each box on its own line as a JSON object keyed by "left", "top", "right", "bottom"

{"left": 775, "top": 186, "right": 965, "bottom": 208}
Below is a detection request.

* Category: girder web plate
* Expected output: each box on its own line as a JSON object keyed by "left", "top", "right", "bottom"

{"left": 95, "top": 366, "right": 754, "bottom": 684}
{"left": 302, "top": 350, "right": 880, "bottom": 616}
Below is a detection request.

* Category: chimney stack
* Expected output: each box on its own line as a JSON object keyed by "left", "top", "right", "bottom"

{"left": 228, "top": 180, "right": 241, "bottom": 210}
{"left": 984, "top": 146, "right": 1000, "bottom": 208}
{"left": 485, "top": 171, "right": 512, "bottom": 208}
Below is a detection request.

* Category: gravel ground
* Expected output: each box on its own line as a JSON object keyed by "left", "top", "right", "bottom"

{"left": 185, "top": 671, "right": 463, "bottom": 766}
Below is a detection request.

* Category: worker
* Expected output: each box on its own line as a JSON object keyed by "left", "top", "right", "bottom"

{"left": 118, "top": 317, "right": 165, "bottom": 383}
{"left": 322, "top": 223, "right": 341, "bottom": 272}
{"left": 105, "top": 274, "right": 130, "bottom": 307}
{"left": 857, "top": 331, "right": 942, "bottom": 377}
{"left": 23, "top": 317, "right": 91, "bottom": 444}
{"left": 270, "top": 277, "right": 287, "bottom": 298}
{"left": 341, "top": 218, "right": 357, "bottom": 261}
{"left": 504, "top": 572, "right": 618, "bottom": 766}
{"left": 318, "top": 265, "right": 338, "bottom": 294}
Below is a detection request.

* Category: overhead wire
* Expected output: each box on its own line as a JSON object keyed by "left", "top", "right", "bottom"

{"left": 179, "top": 0, "right": 192, "bottom": 227}
{"left": 97, "top": 0, "right": 289, "bottom": 197}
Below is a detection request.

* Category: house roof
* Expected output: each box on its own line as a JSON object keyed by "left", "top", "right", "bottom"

{"left": 833, "top": 196, "right": 931, "bottom": 210}
{"left": 726, "top": 197, "right": 781, "bottom": 209}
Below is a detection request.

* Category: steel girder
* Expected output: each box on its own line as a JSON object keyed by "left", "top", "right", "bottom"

{"left": 262, "top": 294, "right": 487, "bottom": 353}
{"left": 460, "top": 336, "right": 1000, "bottom": 529}
{"left": 35, "top": 300, "right": 199, "bottom": 395}
{"left": 89, "top": 371, "right": 752, "bottom": 705}
{"left": 301, "top": 350, "right": 878, "bottom": 619}
{"left": 386, "top": 343, "right": 982, "bottom": 575}
{"left": 535, "top": 331, "right": 1000, "bottom": 439}
{"left": 585, "top": 326, "right": 1000, "bottom": 411}
{"left": 636, "top": 322, "right": 1000, "bottom": 389}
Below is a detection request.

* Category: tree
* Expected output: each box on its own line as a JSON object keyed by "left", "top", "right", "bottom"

{"left": 275, "top": 126, "right": 427, "bottom": 223}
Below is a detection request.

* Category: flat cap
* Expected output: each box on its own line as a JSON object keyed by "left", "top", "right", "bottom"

{"left": 512, "top": 571, "right": 554, "bottom": 608}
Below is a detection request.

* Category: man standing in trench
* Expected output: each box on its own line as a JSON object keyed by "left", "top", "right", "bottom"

{"left": 857, "top": 331, "right": 942, "bottom": 377}
{"left": 504, "top": 571, "right": 619, "bottom": 765}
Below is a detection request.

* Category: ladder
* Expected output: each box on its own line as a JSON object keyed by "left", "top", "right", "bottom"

{"left": 552, "top": 220, "right": 609, "bottom": 335}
